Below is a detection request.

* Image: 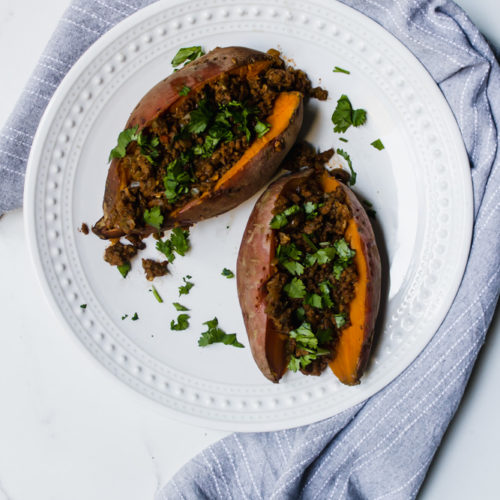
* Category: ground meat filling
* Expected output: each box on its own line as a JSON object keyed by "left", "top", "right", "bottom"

{"left": 264, "top": 151, "right": 358, "bottom": 376}
{"left": 106, "top": 49, "right": 327, "bottom": 236}
{"left": 103, "top": 242, "right": 138, "bottom": 266}
{"left": 142, "top": 258, "right": 168, "bottom": 281}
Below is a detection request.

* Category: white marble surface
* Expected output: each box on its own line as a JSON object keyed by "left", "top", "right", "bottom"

{"left": 0, "top": 1, "right": 498, "bottom": 499}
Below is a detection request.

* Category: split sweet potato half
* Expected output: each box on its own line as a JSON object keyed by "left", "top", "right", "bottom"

{"left": 237, "top": 162, "right": 381, "bottom": 385}
{"left": 92, "top": 46, "right": 315, "bottom": 240}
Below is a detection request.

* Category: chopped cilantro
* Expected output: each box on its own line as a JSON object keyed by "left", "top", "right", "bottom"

{"left": 80, "top": 304, "right": 87, "bottom": 309}
{"left": 117, "top": 262, "right": 131, "bottom": 278}
{"left": 334, "top": 313, "right": 347, "bottom": 329}
{"left": 331, "top": 94, "right": 367, "bottom": 133}
{"left": 371, "top": 139, "right": 385, "bottom": 150}
{"left": 269, "top": 213, "right": 288, "bottom": 229}
{"left": 333, "top": 263, "right": 344, "bottom": 280}
{"left": 289, "top": 322, "right": 317, "bottom": 349}
{"left": 136, "top": 131, "right": 161, "bottom": 165}
{"left": 143, "top": 207, "right": 163, "bottom": 230}
{"left": 121, "top": 314, "right": 128, "bottom": 320}
{"left": 287, "top": 322, "right": 330, "bottom": 371}
{"left": 284, "top": 278, "right": 306, "bottom": 299}
{"left": 333, "top": 66, "right": 350, "bottom": 74}
{"left": 198, "top": 317, "right": 244, "bottom": 348}
{"left": 171, "top": 313, "right": 190, "bottom": 331}
{"left": 151, "top": 285, "right": 163, "bottom": 303}
{"left": 254, "top": 119, "right": 271, "bottom": 138}
{"left": 173, "top": 302, "right": 189, "bottom": 311}
{"left": 186, "top": 99, "right": 214, "bottom": 134}
{"left": 336, "top": 148, "right": 357, "bottom": 185}
{"left": 156, "top": 239, "right": 174, "bottom": 262}
{"left": 288, "top": 356, "right": 302, "bottom": 372}
{"left": 306, "top": 246, "right": 336, "bottom": 266}
{"left": 334, "top": 238, "right": 356, "bottom": 262}
{"left": 171, "top": 46, "right": 205, "bottom": 67}
{"left": 131, "top": 312, "right": 139, "bottom": 321}
{"left": 221, "top": 268, "right": 235, "bottom": 279}
{"left": 282, "top": 260, "right": 305, "bottom": 276}
{"left": 319, "top": 280, "right": 334, "bottom": 308}
{"left": 270, "top": 205, "right": 301, "bottom": 229}
{"left": 352, "top": 108, "right": 367, "bottom": 127}
{"left": 109, "top": 126, "right": 139, "bottom": 161}
{"left": 305, "top": 293, "right": 323, "bottom": 309}
{"left": 179, "top": 275, "right": 194, "bottom": 296}
{"left": 179, "top": 85, "right": 191, "bottom": 96}
{"left": 277, "top": 243, "right": 302, "bottom": 262}
{"left": 339, "top": 137, "right": 348, "bottom": 143}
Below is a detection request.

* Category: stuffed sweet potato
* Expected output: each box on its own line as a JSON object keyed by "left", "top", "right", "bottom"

{"left": 237, "top": 150, "right": 381, "bottom": 385}
{"left": 92, "top": 46, "right": 327, "bottom": 242}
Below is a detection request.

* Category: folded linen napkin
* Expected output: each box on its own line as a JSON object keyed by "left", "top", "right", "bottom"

{"left": 2, "top": 0, "right": 499, "bottom": 498}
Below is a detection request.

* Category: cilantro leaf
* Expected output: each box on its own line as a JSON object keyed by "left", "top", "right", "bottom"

{"left": 336, "top": 148, "right": 357, "bottom": 186}
{"left": 331, "top": 95, "right": 353, "bottom": 133}
{"left": 255, "top": 119, "right": 271, "bottom": 138}
{"left": 334, "top": 313, "right": 347, "bottom": 329}
{"left": 305, "top": 293, "right": 323, "bottom": 309}
{"left": 198, "top": 317, "right": 244, "bottom": 348}
{"left": 352, "top": 108, "right": 367, "bottom": 127}
{"left": 156, "top": 239, "right": 175, "bottom": 262}
{"left": 131, "top": 312, "right": 139, "bottom": 321}
{"left": 109, "top": 126, "right": 139, "bottom": 161}
{"left": 282, "top": 260, "right": 305, "bottom": 276}
{"left": 179, "top": 85, "right": 191, "bottom": 96}
{"left": 334, "top": 238, "right": 356, "bottom": 262}
{"left": 179, "top": 275, "right": 194, "bottom": 296}
{"left": 117, "top": 262, "right": 131, "bottom": 278}
{"left": 221, "top": 268, "right": 235, "bottom": 279}
{"left": 333, "top": 66, "right": 350, "bottom": 74}
{"left": 163, "top": 154, "right": 193, "bottom": 202}
{"left": 143, "top": 207, "right": 163, "bottom": 230}
{"left": 371, "top": 139, "right": 385, "bottom": 151}
{"left": 307, "top": 247, "right": 336, "bottom": 266}
{"left": 331, "top": 94, "right": 367, "bottom": 134}
{"left": 170, "top": 227, "right": 190, "bottom": 256}
{"left": 277, "top": 243, "right": 302, "bottom": 262}
{"left": 171, "top": 46, "right": 205, "bottom": 67}
{"left": 289, "top": 322, "right": 317, "bottom": 349}
{"left": 136, "top": 131, "right": 161, "bottom": 165}
{"left": 186, "top": 99, "right": 213, "bottom": 134}
{"left": 80, "top": 304, "right": 87, "bottom": 309}
{"left": 319, "top": 280, "right": 334, "bottom": 308}
{"left": 284, "top": 278, "right": 306, "bottom": 299}
{"left": 171, "top": 313, "right": 190, "bottom": 331}
{"left": 333, "top": 263, "right": 344, "bottom": 280}
{"left": 288, "top": 356, "right": 301, "bottom": 372}
{"left": 270, "top": 213, "right": 288, "bottom": 229}
{"left": 173, "top": 302, "right": 189, "bottom": 311}
{"left": 121, "top": 314, "right": 128, "bottom": 320}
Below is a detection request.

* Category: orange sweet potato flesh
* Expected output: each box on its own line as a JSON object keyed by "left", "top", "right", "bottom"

{"left": 93, "top": 46, "right": 302, "bottom": 239}
{"left": 237, "top": 169, "right": 381, "bottom": 385}
{"left": 321, "top": 173, "right": 381, "bottom": 385}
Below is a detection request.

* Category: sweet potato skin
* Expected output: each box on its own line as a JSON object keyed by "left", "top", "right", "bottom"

{"left": 237, "top": 169, "right": 381, "bottom": 384}
{"left": 236, "top": 170, "right": 312, "bottom": 382}
{"left": 93, "top": 46, "right": 274, "bottom": 239}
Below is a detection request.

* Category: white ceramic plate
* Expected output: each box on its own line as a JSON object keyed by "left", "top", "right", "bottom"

{"left": 24, "top": 0, "right": 472, "bottom": 431}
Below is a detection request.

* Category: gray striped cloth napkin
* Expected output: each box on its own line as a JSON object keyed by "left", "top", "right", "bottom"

{"left": 1, "top": 0, "right": 499, "bottom": 498}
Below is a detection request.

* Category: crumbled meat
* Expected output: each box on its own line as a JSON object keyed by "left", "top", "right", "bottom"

{"left": 104, "top": 242, "right": 138, "bottom": 266}
{"left": 101, "top": 50, "right": 327, "bottom": 242}
{"left": 142, "top": 258, "right": 168, "bottom": 281}
{"left": 80, "top": 223, "right": 89, "bottom": 235}
{"left": 264, "top": 146, "right": 358, "bottom": 376}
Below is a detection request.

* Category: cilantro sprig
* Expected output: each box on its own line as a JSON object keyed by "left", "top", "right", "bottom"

{"left": 171, "top": 313, "right": 190, "bottom": 331}
{"left": 331, "top": 94, "right": 367, "bottom": 133}
{"left": 143, "top": 206, "right": 163, "bottom": 230}
{"left": 156, "top": 228, "right": 190, "bottom": 262}
{"left": 287, "top": 322, "right": 330, "bottom": 372}
{"left": 171, "top": 46, "right": 205, "bottom": 68}
{"left": 198, "top": 317, "right": 244, "bottom": 348}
